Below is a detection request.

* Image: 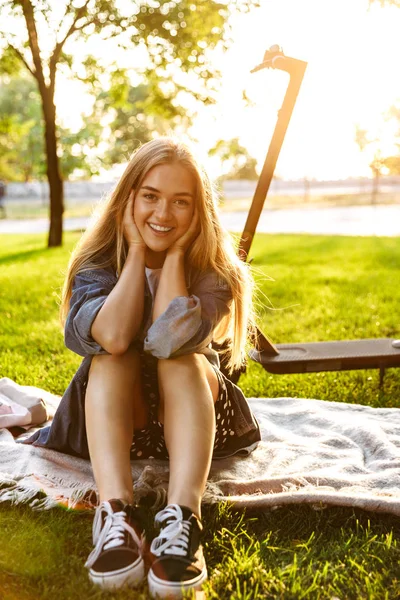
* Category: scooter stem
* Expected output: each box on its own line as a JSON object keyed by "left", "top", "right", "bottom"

{"left": 238, "top": 47, "right": 308, "bottom": 260}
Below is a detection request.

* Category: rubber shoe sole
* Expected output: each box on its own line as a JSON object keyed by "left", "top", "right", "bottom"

{"left": 148, "top": 566, "right": 207, "bottom": 599}
{"left": 89, "top": 555, "right": 145, "bottom": 590}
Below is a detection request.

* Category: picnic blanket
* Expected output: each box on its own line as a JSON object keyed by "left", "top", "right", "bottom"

{"left": 1, "top": 380, "right": 400, "bottom": 515}
{"left": 0, "top": 377, "right": 49, "bottom": 429}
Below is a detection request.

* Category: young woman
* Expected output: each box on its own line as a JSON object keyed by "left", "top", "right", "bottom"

{"left": 26, "top": 138, "right": 261, "bottom": 599}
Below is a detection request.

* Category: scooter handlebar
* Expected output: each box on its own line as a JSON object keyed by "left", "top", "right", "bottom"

{"left": 251, "top": 46, "right": 307, "bottom": 76}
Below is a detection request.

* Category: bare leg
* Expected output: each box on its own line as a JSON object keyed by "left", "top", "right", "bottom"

{"left": 158, "top": 353, "right": 219, "bottom": 518}
{"left": 85, "top": 347, "right": 147, "bottom": 505}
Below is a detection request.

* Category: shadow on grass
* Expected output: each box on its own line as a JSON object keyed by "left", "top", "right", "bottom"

{"left": 0, "top": 246, "right": 59, "bottom": 266}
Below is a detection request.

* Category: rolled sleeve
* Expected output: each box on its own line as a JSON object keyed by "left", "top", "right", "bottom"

{"left": 64, "top": 270, "right": 117, "bottom": 357}
{"left": 144, "top": 271, "right": 232, "bottom": 359}
{"left": 144, "top": 295, "right": 202, "bottom": 359}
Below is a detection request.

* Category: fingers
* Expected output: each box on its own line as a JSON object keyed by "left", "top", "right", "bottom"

{"left": 123, "top": 191, "right": 135, "bottom": 227}
{"left": 123, "top": 190, "right": 145, "bottom": 248}
{"left": 174, "top": 208, "right": 200, "bottom": 251}
{"left": 124, "top": 190, "right": 134, "bottom": 217}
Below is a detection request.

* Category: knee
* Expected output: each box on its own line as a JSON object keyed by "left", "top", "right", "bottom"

{"left": 157, "top": 353, "right": 204, "bottom": 379}
{"left": 158, "top": 354, "right": 219, "bottom": 399}
{"left": 157, "top": 354, "right": 219, "bottom": 411}
{"left": 90, "top": 346, "right": 140, "bottom": 370}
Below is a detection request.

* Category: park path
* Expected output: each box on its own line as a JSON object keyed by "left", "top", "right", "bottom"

{"left": 1, "top": 204, "right": 400, "bottom": 237}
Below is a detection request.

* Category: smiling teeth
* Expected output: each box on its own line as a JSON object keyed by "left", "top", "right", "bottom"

{"left": 149, "top": 223, "right": 173, "bottom": 232}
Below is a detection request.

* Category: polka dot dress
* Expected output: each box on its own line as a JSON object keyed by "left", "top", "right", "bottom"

{"left": 130, "top": 349, "right": 236, "bottom": 460}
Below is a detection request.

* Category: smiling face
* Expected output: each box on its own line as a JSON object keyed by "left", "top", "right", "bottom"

{"left": 133, "top": 162, "right": 196, "bottom": 268}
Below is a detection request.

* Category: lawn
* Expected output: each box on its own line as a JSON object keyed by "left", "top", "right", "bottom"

{"left": 1, "top": 232, "right": 400, "bottom": 599}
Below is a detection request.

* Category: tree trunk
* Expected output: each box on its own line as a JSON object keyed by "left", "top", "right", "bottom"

{"left": 42, "top": 90, "right": 64, "bottom": 247}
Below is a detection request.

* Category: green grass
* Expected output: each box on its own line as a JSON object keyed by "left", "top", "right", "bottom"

{"left": 1, "top": 232, "right": 400, "bottom": 599}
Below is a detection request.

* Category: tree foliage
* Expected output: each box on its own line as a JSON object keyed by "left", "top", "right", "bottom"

{"left": 369, "top": 0, "right": 400, "bottom": 6}
{"left": 90, "top": 68, "right": 190, "bottom": 167}
{"left": 355, "top": 97, "right": 400, "bottom": 180}
{"left": 354, "top": 125, "right": 400, "bottom": 203}
{"left": 361, "top": 1, "right": 400, "bottom": 171}
{"left": 209, "top": 137, "right": 258, "bottom": 180}
{"left": 0, "top": 74, "right": 106, "bottom": 180}
{"left": 384, "top": 104, "right": 400, "bottom": 174}
{"left": 0, "top": 75, "right": 45, "bottom": 181}
{"left": 0, "top": 0, "right": 259, "bottom": 246}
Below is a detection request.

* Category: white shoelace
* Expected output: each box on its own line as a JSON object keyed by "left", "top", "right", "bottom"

{"left": 85, "top": 501, "right": 141, "bottom": 569}
{"left": 150, "top": 504, "right": 191, "bottom": 557}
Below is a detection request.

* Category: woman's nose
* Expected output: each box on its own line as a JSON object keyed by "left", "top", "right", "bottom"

{"left": 155, "top": 199, "right": 171, "bottom": 221}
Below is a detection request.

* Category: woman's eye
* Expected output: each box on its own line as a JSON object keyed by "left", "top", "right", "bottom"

{"left": 144, "top": 194, "right": 157, "bottom": 201}
{"left": 175, "top": 198, "right": 190, "bottom": 206}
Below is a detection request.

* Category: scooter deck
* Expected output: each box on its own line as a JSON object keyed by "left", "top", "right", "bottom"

{"left": 250, "top": 338, "right": 400, "bottom": 374}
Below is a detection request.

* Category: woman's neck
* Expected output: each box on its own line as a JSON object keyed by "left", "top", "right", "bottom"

{"left": 145, "top": 249, "right": 166, "bottom": 269}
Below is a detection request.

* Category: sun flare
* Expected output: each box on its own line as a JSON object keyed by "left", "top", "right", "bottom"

{"left": 54, "top": 0, "right": 400, "bottom": 181}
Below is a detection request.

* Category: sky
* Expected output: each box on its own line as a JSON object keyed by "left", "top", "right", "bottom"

{"left": 54, "top": 0, "right": 400, "bottom": 181}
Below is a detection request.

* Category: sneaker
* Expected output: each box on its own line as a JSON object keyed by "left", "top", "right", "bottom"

{"left": 148, "top": 504, "right": 207, "bottom": 599}
{"left": 85, "top": 499, "right": 146, "bottom": 589}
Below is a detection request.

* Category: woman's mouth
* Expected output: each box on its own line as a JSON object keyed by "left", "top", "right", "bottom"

{"left": 147, "top": 222, "right": 174, "bottom": 236}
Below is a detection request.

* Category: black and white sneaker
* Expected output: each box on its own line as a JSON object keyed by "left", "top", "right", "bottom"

{"left": 85, "top": 499, "right": 145, "bottom": 589}
{"left": 148, "top": 504, "right": 207, "bottom": 599}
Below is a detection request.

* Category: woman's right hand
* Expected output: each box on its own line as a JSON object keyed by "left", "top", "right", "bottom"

{"left": 123, "top": 191, "right": 146, "bottom": 249}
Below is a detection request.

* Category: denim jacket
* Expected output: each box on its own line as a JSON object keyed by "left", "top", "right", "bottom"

{"left": 25, "top": 263, "right": 260, "bottom": 459}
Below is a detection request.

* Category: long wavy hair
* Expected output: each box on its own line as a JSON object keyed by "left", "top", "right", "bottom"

{"left": 60, "top": 137, "right": 256, "bottom": 372}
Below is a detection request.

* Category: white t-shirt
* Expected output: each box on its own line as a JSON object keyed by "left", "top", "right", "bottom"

{"left": 145, "top": 266, "right": 162, "bottom": 299}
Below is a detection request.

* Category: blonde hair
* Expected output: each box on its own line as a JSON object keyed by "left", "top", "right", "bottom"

{"left": 60, "top": 137, "right": 256, "bottom": 372}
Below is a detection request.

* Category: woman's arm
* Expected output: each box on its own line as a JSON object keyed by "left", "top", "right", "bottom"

{"left": 152, "top": 209, "right": 199, "bottom": 323}
{"left": 91, "top": 245, "right": 146, "bottom": 354}
{"left": 152, "top": 249, "right": 188, "bottom": 322}
{"left": 91, "top": 191, "right": 147, "bottom": 355}
{"left": 145, "top": 269, "right": 232, "bottom": 359}
{"left": 145, "top": 210, "right": 233, "bottom": 359}
{"left": 152, "top": 209, "right": 199, "bottom": 321}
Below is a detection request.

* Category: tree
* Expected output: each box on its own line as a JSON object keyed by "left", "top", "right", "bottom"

{"left": 360, "top": 4, "right": 400, "bottom": 176}
{"left": 209, "top": 137, "right": 258, "bottom": 180}
{"left": 0, "top": 74, "right": 46, "bottom": 181}
{"left": 0, "top": 0, "right": 258, "bottom": 247}
{"left": 354, "top": 126, "right": 388, "bottom": 204}
{"left": 0, "top": 73, "right": 104, "bottom": 180}
{"left": 355, "top": 100, "right": 400, "bottom": 193}
{"left": 0, "top": 116, "right": 29, "bottom": 181}
{"left": 382, "top": 104, "right": 400, "bottom": 175}
{"left": 91, "top": 69, "right": 189, "bottom": 168}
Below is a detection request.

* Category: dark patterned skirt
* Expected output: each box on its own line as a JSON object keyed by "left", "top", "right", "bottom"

{"left": 130, "top": 350, "right": 236, "bottom": 460}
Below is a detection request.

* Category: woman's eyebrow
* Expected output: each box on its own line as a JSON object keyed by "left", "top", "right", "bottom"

{"left": 141, "top": 185, "right": 193, "bottom": 198}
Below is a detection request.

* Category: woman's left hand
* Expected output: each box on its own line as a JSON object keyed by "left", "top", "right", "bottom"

{"left": 167, "top": 209, "right": 200, "bottom": 255}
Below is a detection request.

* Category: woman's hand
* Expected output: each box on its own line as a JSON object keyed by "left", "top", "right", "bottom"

{"left": 167, "top": 208, "right": 200, "bottom": 255}
{"left": 123, "top": 191, "right": 146, "bottom": 249}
